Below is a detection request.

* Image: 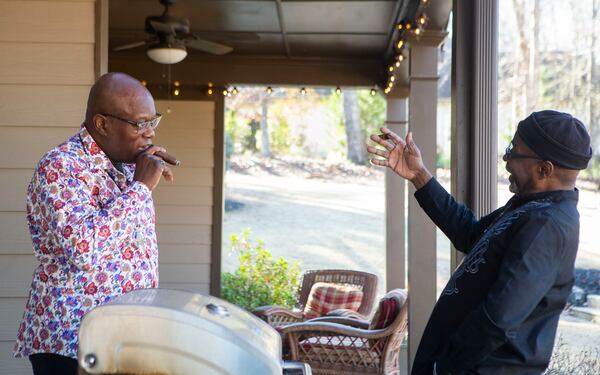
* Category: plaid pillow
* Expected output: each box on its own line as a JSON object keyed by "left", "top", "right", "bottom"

{"left": 303, "top": 282, "right": 364, "bottom": 320}
{"left": 369, "top": 289, "right": 408, "bottom": 330}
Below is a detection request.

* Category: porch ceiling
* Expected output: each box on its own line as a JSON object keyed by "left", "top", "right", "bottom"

{"left": 108, "top": 0, "right": 451, "bottom": 88}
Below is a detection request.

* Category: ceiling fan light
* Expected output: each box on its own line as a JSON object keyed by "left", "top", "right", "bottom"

{"left": 147, "top": 46, "right": 187, "bottom": 64}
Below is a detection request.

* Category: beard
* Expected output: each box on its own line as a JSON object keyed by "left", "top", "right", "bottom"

{"left": 508, "top": 175, "right": 519, "bottom": 194}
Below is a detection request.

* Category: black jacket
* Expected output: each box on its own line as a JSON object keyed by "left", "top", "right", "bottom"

{"left": 411, "top": 178, "right": 580, "bottom": 375}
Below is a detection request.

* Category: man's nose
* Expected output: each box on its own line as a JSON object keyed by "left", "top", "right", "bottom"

{"left": 142, "top": 127, "right": 156, "bottom": 138}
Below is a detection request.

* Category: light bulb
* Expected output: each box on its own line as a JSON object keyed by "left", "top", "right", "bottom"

{"left": 266, "top": 87, "right": 273, "bottom": 94}
{"left": 370, "top": 88, "right": 376, "bottom": 96}
{"left": 174, "top": 81, "right": 180, "bottom": 87}
{"left": 207, "top": 88, "right": 213, "bottom": 95}
{"left": 300, "top": 87, "right": 307, "bottom": 95}
{"left": 397, "top": 40, "right": 404, "bottom": 49}
{"left": 140, "top": 80, "right": 147, "bottom": 87}
{"left": 173, "top": 89, "right": 180, "bottom": 96}
{"left": 335, "top": 87, "right": 342, "bottom": 95}
{"left": 390, "top": 76, "right": 396, "bottom": 82}
{"left": 222, "top": 89, "right": 228, "bottom": 96}
{"left": 389, "top": 66, "right": 394, "bottom": 72}
{"left": 208, "top": 82, "right": 213, "bottom": 87}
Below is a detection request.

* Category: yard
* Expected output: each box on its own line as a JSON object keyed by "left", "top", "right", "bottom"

{"left": 222, "top": 155, "right": 600, "bottom": 356}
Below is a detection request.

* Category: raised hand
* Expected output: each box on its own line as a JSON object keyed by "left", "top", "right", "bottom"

{"left": 367, "top": 128, "right": 432, "bottom": 188}
{"left": 134, "top": 145, "right": 174, "bottom": 191}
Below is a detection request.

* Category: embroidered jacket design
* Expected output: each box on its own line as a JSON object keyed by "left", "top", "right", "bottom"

{"left": 442, "top": 200, "right": 552, "bottom": 296}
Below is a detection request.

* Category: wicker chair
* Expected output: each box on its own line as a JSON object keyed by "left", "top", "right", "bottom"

{"left": 253, "top": 269, "right": 378, "bottom": 327}
{"left": 279, "top": 292, "right": 408, "bottom": 375}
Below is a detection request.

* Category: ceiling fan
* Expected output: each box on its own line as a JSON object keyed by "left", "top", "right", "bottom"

{"left": 113, "top": 0, "right": 256, "bottom": 64}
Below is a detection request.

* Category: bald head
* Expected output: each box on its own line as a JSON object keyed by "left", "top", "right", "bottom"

{"left": 85, "top": 72, "right": 153, "bottom": 127}
{"left": 83, "top": 73, "right": 158, "bottom": 163}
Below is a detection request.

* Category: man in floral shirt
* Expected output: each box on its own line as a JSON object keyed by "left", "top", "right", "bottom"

{"left": 14, "top": 72, "right": 174, "bottom": 374}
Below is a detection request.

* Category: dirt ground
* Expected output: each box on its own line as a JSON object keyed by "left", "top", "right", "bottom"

{"left": 222, "top": 156, "right": 600, "bottom": 352}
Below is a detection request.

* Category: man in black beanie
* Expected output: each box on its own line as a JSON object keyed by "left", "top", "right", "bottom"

{"left": 367, "top": 110, "right": 592, "bottom": 375}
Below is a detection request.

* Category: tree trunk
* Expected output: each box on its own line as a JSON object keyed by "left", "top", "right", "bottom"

{"left": 527, "top": 0, "right": 540, "bottom": 112}
{"left": 342, "top": 90, "right": 367, "bottom": 164}
{"left": 590, "top": 0, "right": 599, "bottom": 149}
{"left": 260, "top": 97, "right": 271, "bottom": 157}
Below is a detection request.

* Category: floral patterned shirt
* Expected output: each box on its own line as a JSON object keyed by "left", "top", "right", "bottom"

{"left": 14, "top": 125, "right": 158, "bottom": 359}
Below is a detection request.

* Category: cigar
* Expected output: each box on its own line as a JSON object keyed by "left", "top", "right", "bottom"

{"left": 378, "top": 133, "right": 390, "bottom": 140}
{"left": 155, "top": 150, "right": 181, "bottom": 166}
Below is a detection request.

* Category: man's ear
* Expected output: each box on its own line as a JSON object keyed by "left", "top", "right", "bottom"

{"left": 93, "top": 114, "right": 109, "bottom": 136}
{"left": 539, "top": 161, "right": 554, "bottom": 179}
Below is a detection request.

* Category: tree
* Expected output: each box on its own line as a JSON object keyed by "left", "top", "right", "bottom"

{"left": 342, "top": 89, "right": 367, "bottom": 164}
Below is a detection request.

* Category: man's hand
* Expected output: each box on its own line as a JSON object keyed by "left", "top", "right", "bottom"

{"left": 367, "top": 128, "right": 432, "bottom": 189}
{"left": 134, "top": 145, "right": 174, "bottom": 190}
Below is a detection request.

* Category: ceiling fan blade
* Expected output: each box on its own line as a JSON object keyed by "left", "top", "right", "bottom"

{"left": 113, "top": 40, "right": 149, "bottom": 51}
{"left": 191, "top": 31, "right": 261, "bottom": 42}
{"left": 186, "top": 39, "right": 233, "bottom": 55}
{"left": 149, "top": 20, "right": 176, "bottom": 34}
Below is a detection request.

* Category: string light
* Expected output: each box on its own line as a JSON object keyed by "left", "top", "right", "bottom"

{"left": 222, "top": 89, "right": 228, "bottom": 96}
{"left": 140, "top": 80, "right": 147, "bottom": 87}
{"left": 335, "top": 86, "right": 342, "bottom": 95}
{"left": 232, "top": 87, "right": 239, "bottom": 95}
{"left": 207, "top": 88, "right": 213, "bottom": 95}
{"left": 300, "top": 87, "right": 307, "bottom": 95}
{"left": 174, "top": 81, "right": 180, "bottom": 87}
{"left": 384, "top": 8, "right": 430, "bottom": 96}
{"left": 173, "top": 89, "right": 180, "bottom": 96}
{"left": 370, "top": 88, "right": 377, "bottom": 96}
{"left": 208, "top": 82, "right": 213, "bottom": 87}
{"left": 266, "top": 86, "right": 273, "bottom": 95}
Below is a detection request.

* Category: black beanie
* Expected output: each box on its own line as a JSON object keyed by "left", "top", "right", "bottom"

{"left": 516, "top": 110, "right": 592, "bottom": 170}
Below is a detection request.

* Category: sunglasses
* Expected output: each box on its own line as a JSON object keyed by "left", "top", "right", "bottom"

{"left": 503, "top": 142, "right": 544, "bottom": 162}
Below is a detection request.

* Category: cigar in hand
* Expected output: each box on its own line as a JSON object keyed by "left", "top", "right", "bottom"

{"left": 155, "top": 150, "right": 181, "bottom": 166}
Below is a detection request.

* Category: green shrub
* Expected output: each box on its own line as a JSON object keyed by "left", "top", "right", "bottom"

{"left": 221, "top": 229, "right": 301, "bottom": 311}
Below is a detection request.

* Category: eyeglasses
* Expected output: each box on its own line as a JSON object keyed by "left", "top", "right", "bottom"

{"left": 101, "top": 113, "right": 162, "bottom": 133}
{"left": 503, "top": 142, "right": 544, "bottom": 162}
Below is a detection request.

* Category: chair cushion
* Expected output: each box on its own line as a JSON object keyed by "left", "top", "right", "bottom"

{"left": 368, "top": 289, "right": 408, "bottom": 330}
{"left": 303, "top": 282, "right": 364, "bottom": 320}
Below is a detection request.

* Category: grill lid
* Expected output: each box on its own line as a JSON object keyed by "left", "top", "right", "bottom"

{"left": 79, "top": 288, "right": 282, "bottom": 375}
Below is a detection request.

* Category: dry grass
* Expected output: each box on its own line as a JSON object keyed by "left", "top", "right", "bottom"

{"left": 545, "top": 335, "right": 600, "bottom": 374}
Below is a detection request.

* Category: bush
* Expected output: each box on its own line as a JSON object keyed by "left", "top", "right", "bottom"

{"left": 545, "top": 335, "right": 600, "bottom": 374}
{"left": 221, "top": 229, "right": 301, "bottom": 311}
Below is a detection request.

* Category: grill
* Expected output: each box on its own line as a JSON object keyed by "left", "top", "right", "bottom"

{"left": 78, "top": 288, "right": 310, "bottom": 375}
